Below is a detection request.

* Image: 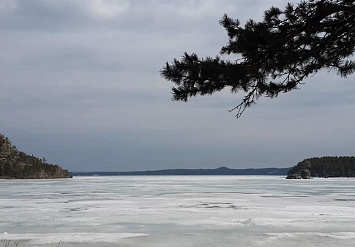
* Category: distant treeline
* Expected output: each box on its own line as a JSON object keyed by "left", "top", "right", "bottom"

{"left": 72, "top": 166, "right": 291, "bottom": 176}
{"left": 288, "top": 156, "right": 355, "bottom": 178}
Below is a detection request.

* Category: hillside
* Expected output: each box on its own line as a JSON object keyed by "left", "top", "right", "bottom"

{"left": 0, "top": 134, "right": 71, "bottom": 179}
{"left": 287, "top": 156, "right": 355, "bottom": 179}
{"left": 72, "top": 167, "right": 290, "bottom": 176}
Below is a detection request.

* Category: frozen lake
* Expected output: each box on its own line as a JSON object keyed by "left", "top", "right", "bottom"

{"left": 1, "top": 176, "right": 355, "bottom": 246}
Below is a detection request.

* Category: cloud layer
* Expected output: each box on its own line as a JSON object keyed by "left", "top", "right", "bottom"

{"left": 1, "top": 0, "right": 354, "bottom": 171}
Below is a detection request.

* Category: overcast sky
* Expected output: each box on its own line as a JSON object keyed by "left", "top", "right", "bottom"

{"left": 1, "top": 0, "right": 354, "bottom": 172}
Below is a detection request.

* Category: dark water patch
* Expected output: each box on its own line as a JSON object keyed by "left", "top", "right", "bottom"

{"left": 334, "top": 198, "right": 355, "bottom": 201}
{"left": 261, "top": 195, "right": 309, "bottom": 198}
{"left": 230, "top": 205, "right": 248, "bottom": 210}
{"left": 156, "top": 191, "right": 260, "bottom": 196}
{"left": 180, "top": 202, "right": 245, "bottom": 210}
{"left": 67, "top": 207, "right": 89, "bottom": 212}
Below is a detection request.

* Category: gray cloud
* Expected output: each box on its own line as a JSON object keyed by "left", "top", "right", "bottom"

{"left": 1, "top": 0, "right": 354, "bottom": 172}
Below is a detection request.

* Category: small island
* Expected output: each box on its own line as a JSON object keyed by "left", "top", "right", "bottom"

{"left": 0, "top": 134, "right": 71, "bottom": 179}
{"left": 287, "top": 156, "right": 355, "bottom": 179}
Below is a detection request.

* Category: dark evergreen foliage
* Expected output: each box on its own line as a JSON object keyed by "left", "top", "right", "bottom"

{"left": 161, "top": 0, "right": 355, "bottom": 117}
{"left": 288, "top": 156, "right": 355, "bottom": 177}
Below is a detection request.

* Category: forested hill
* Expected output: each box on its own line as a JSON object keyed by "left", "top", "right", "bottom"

{"left": 72, "top": 167, "right": 290, "bottom": 176}
{"left": 0, "top": 134, "right": 71, "bottom": 179}
{"left": 287, "top": 156, "right": 355, "bottom": 178}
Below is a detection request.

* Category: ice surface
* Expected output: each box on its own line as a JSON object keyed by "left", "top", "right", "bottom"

{"left": 0, "top": 233, "right": 148, "bottom": 244}
{"left": 1, "top": 176, "right": 355, "bottom": 246}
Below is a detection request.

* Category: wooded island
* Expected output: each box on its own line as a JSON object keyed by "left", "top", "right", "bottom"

{"left": 287, "top": 156, "right": 355, "bottom": 179}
